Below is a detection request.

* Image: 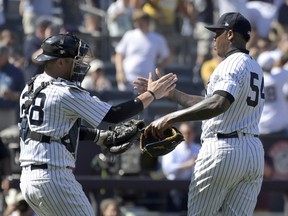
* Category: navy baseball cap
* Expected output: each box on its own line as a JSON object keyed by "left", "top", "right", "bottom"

{"left": 205, "top": 12, "right": 251, "bottom": 41}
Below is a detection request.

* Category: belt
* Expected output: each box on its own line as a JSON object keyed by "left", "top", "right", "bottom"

{"left": 30, "top": 132, "right": 51, "bottom": 143}
{"left": 217, "top": 131, "right": 259, "bottom": 139}
{"left": 29, "top": 164, "right": 48, "bottom": 170}
{"left": 23, "top": 164, "right": 74, "bottom": 170}
{"left": 29, "top": 131, "right": 66, "bottom": 143}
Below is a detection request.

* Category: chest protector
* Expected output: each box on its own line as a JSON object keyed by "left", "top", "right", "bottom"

{"left": 19, "top": 77, "right": 80, "bottom": 158}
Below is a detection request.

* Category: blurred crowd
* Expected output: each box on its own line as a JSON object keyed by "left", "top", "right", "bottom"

{"left": 0, "top": 0, "right": 288, "bottom": 215}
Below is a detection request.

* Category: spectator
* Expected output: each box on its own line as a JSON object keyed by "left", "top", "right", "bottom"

{"left": 258, "top": 51, "right": 288, "bottom": 136}
{"left": 115, "top": 9, "right": 170, "bottom": 91}
{"left": 200, "top": 44, "right": 222, "bottom": 88}
{"left": 3, "top": 189, "right": 37, "bottom": 216}
{"left": 161, "top": 122, "right": 201, "bottom": 213}
{"left": 249, "top": 36, "right": 274, "bottom": 59}
{"left": 142, "top": 0, "right": 186, "bottom": 63}
{"left": 107, "top": 0, "right": 134, "bottom": 61}
{"left": 142, "top": 0, "right": 185, "bottom": 36}
{"left": 0, "top": 29, "right": 23, "bottom": 68}
{"left": 0, "top": 42, "right": 25, "bottom": 131}
{"left": 188, "top": 0, "right": 214, "bottom": 68}
{"left": 276, "top": 0, "right": 288, "bottom": 33}
{"left": 0, "top": 138, "right": 11, "bottom": 215}
{"left": 0, "top": 0, "right": 6, "bottom": 30}
{"left": 99, "top": 198, "right": 122, "bottom": 216}
{"left": 22, "top": 16, "right": 52, "bottom": 81}
{"left": 161, "top": 122, "right": 200, "bottom": 180}
{"left": 257, "top": 51, "right": 288, "bottom": 216}
{"left": 19, "top": 0, "right": 53, "bottom": 36}
{"left": 44, "top": 23, "right": 65, "bottom": 40}
{"left": 216, "top": 0, "right": 247, "bottom": 15}
{"left": 82, "top": 0, "right": 101, "bottom": 33}
{"left": 244, "top": 1, "right": 278, "bottom": 39}
{"left": 107, "top": 0, "right": 134, "bottom": 39}
{"left": 81, "top": 59, "right": 112, "bottom": 92}
{"left": 178, "top": 0, "right": 194, "bottom": 64}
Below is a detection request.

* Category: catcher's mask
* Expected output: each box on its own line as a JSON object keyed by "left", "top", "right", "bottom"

{"left": 140, "top": 127, "right": 184, "bottom": 157}
{"left": 35, "top": 32, "right": 91, "bottom": 84}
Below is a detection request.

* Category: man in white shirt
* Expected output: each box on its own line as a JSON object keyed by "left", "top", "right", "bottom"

{"left": 115, "top": 9, "right": 170, "bottom": 91}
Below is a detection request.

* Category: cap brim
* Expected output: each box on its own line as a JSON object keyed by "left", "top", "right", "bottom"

{"left": 205, "top": 24, "right": 226, "bottom": 32}
{"left": 34, "top": 53, "right": 58, "bottom": 62}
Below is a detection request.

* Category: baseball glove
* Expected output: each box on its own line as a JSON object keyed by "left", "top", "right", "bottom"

{"left": 96, "top": 119, "right": 145, "bottom": 154}
{"left": 139, "top": 127, "right": 184, "bottom": 157}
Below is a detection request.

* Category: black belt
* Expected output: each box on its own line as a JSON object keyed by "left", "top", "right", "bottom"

{"left": 217, "top": 131, "right": 259, "bottom": 139}
{"left": 29, "top": 132, "right": 51, "bottom": 143}
{"left": 30, "top": 164, "right": 48, "bottom": 170}
{"left": 24, "top": 164, "right": 73, "bottom": 170}
{"left": 29, "top": 131, "right": 70, "bottom": 145}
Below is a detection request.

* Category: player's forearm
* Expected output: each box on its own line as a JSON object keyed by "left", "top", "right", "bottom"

{"left": 79, "top": 126, "right": 98, "bottom": 141}
{"left": 166, "top": 94, "right": 230, "bottom": 123}
{"left": 102, "top": 98, "right": 144, "bottom": 123}
{"left": 169, "top": 89, "right": 204, "bottom": 108}
{"left": 137, "top": 91, "right": 156, "bottom": 109}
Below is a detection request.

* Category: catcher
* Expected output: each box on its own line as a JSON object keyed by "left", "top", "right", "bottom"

{"left": 18, "top": 32, "right": 177, "bottom": 216}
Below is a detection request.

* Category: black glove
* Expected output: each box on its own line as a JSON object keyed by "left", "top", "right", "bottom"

{"left": 95, "top": 119, "right": 145, "bottom": 154}
{"left": 140, "top": 127, "right": 184, "bottom": 157}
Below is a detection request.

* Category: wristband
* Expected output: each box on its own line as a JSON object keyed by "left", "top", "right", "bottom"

{"left": 147, "top": 90, "right": 156, "bottom": 100}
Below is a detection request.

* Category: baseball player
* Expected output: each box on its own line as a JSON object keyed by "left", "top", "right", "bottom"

{"left": 18, "top": 32, "right": 177, "bottom": 216}
{"left": 141, "top": 12, "right": 265, "bottom": 215}
{"left": 257, "top": 51, "right": 288, "bottom": 135}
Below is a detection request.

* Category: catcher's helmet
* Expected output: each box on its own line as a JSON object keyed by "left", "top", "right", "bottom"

{"left": 35, "top": 32, "right": 91, "bottom": 84}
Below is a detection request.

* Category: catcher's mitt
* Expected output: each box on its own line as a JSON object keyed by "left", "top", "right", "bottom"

{"left": 96, "top": 119, "right": 145, "bottom": 154}
{"left": 140, "top": 127, "right": 184, "bottom": 157}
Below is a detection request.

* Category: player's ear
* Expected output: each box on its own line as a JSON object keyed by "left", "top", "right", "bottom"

{"left": 227, "top": 30, "right": 234, "bottom": 41}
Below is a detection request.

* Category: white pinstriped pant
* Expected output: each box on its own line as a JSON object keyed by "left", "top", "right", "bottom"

{"left": 20, "top": 166, "right": 95, "bottom": 216}
{"left": 188, "top": 134, "right": 264, "bottom": 216}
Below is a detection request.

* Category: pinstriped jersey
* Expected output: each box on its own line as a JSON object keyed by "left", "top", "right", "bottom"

{"left": 201, "top": 52, "right": 265, "bottom": 140}
{"left": 259, "top": 67, "right": 288, "bottom": 133}
{"left": 18, "top": 73, "right": 111, "bottom": 168}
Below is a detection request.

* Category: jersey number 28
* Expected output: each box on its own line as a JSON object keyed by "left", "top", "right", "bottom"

{"left": 21, "top": 92, "right": 46, "bottom": 126}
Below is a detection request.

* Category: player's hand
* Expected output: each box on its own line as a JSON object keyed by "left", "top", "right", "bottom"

{"left": 144, "top": 114, "right": 172, "bottom": 139}
{"left": 134, "top": 68, "right": 177, "bottom": 99}
{"left": 134, "top": 68, "right": 162, "bottom": 94}
{"left": 148, "top": 72, "right": 177, "bottom": 99}
{"left": 154, "top": 68, "right": 177, "bottom": 99}
{"left": 133, "top": 76, "right": 148, "bottom": 94}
